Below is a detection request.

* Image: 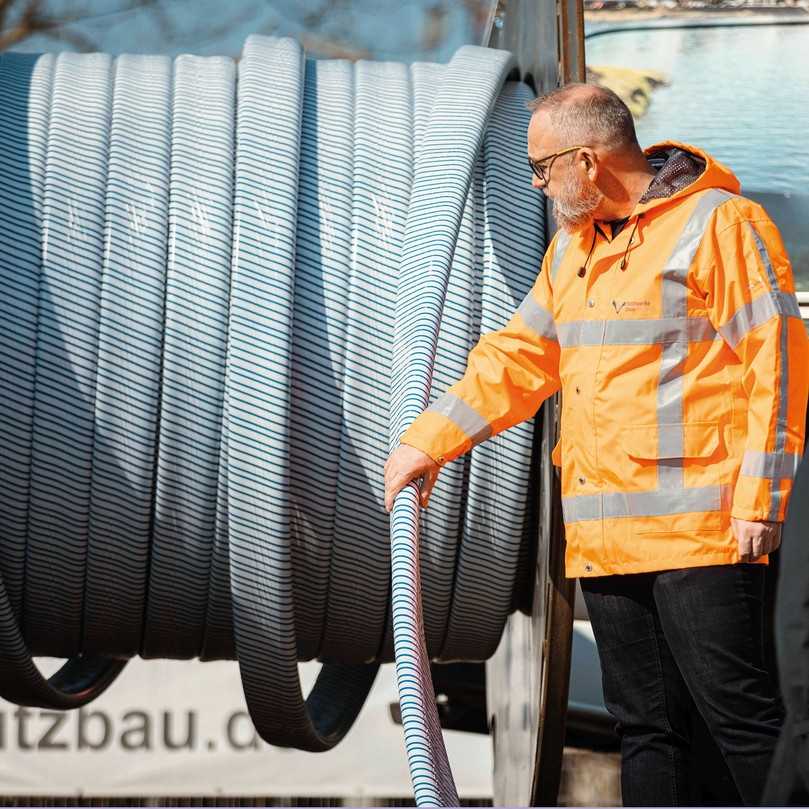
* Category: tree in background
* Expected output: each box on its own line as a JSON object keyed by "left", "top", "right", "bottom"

{"left": 0, "top": 0, "right": 496, "bottom": 61}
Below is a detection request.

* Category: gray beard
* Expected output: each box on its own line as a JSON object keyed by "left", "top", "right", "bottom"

{"left": 552, "top": 175, "right": 603, "bottom": 233}
{"left": 553, "top": 197, "right": 594, "bottom": 233}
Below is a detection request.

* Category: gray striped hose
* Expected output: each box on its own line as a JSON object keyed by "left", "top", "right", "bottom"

{"left": 0, "top": 36, "right": 546, "bottom": 804}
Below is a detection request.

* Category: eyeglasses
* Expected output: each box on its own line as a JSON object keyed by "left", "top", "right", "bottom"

{"left": 527, "top": 145, "right": 588, "bottom": 184}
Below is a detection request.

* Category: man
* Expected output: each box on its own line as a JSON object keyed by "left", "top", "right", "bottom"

{"left": 384, "top": 84, "right": 809, "bottom": 805}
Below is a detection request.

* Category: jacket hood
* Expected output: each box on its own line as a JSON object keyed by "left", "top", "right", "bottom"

{"left": 634, "top": 141, "right": 741, "bottom": 215}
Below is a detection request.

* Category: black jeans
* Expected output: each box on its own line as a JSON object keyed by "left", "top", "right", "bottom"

{"left": 582, "top": 564, "right": 783, "bottom": 806}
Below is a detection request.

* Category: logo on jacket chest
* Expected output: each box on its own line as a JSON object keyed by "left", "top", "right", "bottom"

{"left": 611, "top": 298, "right": 651, "bottom": 315}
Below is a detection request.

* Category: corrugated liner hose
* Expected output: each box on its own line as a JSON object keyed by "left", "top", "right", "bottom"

{"left": 0, "top": 36, "right": 546, "bottom": 805}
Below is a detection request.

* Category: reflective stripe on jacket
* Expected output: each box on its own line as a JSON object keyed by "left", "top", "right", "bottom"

{"left": 401, "top": 142, "right": 809, "bottom": 577}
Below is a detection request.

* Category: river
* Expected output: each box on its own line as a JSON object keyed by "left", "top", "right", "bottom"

{"left": 586, "top": 22, "right": 809, "bottom": 288}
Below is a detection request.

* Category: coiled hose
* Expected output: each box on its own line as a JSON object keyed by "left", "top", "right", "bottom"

{"left": 0, "top": 36, "right": 546, "bottom": 804}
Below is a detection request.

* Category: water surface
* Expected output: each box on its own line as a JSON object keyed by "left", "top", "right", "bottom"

{"left": 587, "top": 24, "right": 809, "bottom": 287}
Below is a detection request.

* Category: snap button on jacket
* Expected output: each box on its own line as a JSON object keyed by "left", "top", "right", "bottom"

{"left": 401, "top": 142, "right": 809, "bottom": 577}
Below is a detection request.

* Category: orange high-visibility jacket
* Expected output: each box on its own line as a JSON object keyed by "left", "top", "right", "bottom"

{"left": 401, "top": 142, "right": 809, "bottom": 577}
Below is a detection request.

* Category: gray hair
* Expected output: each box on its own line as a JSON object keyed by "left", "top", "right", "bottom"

{"left": 527, "top": 83, "right": 640, "bottom": 152}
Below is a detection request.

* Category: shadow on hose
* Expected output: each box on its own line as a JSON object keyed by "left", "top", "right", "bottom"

{"left": 0, "top": 52, "right": 128, "bottom": 709}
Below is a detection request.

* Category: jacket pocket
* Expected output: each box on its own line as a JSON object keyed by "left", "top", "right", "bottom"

{"left": 619, "top": 421, "right": 725, "bottom": 533}
{"left": 620, "top": 421, "right": 722, "bottom": 463}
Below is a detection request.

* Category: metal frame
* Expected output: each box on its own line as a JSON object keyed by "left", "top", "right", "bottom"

{"left": 487, "top": 0, "right": 585, "bottom": 90}
{"left": 484, "top": 2, "right": 583, "bottom": 805}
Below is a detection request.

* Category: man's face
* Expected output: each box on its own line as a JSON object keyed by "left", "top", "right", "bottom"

{"left": 527, "top": 112, "right": 603, "bottom": 233}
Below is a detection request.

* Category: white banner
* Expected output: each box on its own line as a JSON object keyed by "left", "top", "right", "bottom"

{"left": 0, "top": 659, "right": 492, "bottom": 799}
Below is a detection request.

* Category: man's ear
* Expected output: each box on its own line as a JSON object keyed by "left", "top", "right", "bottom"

{"left": 579, "top": 148, "right": 598, "bottom": 182}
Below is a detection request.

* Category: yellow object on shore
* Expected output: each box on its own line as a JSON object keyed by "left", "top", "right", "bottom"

{"left": 587, "top": 65, "right": 668, "bottom": 118}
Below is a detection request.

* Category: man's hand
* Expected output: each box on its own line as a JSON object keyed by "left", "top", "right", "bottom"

{"left": 732, "top": 517, "right": 782, "bottom": 563}
{"left": 384, "top": 445, "right": 440, "bottom": 512}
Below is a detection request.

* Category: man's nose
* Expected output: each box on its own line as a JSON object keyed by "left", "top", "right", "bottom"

{"left": 531, "top": 174, "right": 544, "bottom": 190}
